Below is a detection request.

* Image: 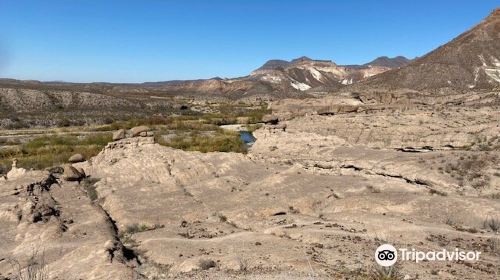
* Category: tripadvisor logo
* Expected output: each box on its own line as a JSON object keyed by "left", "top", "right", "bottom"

{"left": 375, "top": 244, "right": 481, "bottom": 266}
{"left": 375, "top": 244, "right": 397, "bottom": 266}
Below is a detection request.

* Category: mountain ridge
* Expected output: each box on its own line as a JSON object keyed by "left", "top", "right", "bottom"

{"left": 360, "top": 8, "right": 500, "bottom": 91}
{"left": 0, "top": 55, "right": 409, "bottom": 97}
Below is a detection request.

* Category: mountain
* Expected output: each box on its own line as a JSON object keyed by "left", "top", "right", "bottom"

{"left": 363, "top": 56, "right": 411, "bottom": 68}
{"left": 249, "top": 56, "right": 405, "bottom": 92}
{"left": 0, "top": 55, "right": 409, "bottom": 101}
{"left": 362, "top": 8, "right": 500, "bottom": 90}
{"left": 95, "top": 56, "right": 407, "bottom": 96}
{"left": 256, "top": 59, "right": 291, "bottom": 71}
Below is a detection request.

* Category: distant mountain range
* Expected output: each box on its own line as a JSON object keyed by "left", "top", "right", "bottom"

{"left": 0, "top": 55, "right": 410, "bottom": 97}
{"left": 118, "top": 55, "right": 411, "bottom": 96}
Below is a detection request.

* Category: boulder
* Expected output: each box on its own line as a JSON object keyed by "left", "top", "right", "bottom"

{"left": 6, "top": 159, "right": 26, "bottom": 180}
{"left": 63, "top": 164, "right": 84, "bottom": 181}
{"left": 68, "top": 153, "right": 85, "bottom": 163}
{"left": 262, "top": 114, "right": 279, "bottom": 125}
{"left": 130, "top": 126, "right": 151, "bottom": 137}
{"left": 7, "top": 167, "right": 26, "bottom": 180}
{"left": 220, "top": 257, "right": 246, "bottom": 271}
{"left": 174, "top": 258, "right": 216, "bottom": 273}
{"left": 112, "top": 129, "right": 126, "bottom": 141}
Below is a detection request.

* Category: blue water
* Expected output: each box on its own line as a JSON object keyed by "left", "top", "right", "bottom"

{"left": 239, "top": 131, "right": 256, "bottom": 145}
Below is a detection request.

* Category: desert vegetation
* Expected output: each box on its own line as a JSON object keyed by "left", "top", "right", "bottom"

{"left": 156, "top": 130, "right": 246, "bottom": 153}
{"left": 0, "top": 102, "right": 268, "bottom": 174}
{"left": 0, "top": 133, "right": 111, "bottom": 173}
{"left": 8, "top": 248, "right": 48, "bottom": 280}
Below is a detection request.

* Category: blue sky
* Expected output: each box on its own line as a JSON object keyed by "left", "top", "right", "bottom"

{"left": 0, "top": 0, "right": 498, "bottom": 83}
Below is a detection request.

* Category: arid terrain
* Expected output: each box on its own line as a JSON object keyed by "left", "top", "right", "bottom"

{"left": 0, "top": 7, "right": 499, "bottom": 280}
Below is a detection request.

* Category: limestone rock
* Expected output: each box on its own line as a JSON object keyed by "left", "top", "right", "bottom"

{"left": 68, "top": 153, "right": 85, "bottom": 163}
{"left": 130, "top": 126, "right": 151, "bottom": 137}
{"left": 6, "top": 166, "right": 26, "bottom": 180}
{"left": 112, "top": 129, "right": 126, "bottom": 141}
{"left": 63, "top": 164, "right": 84, "bottom": 181}
{"left": 6, "top": 159, "right": 26, "bottom": 180}
{"left": 0, "top": 171, "right": 132, "bottom": 279}
{"left": 262, "top": 114, "right": 279, "bottom": 124}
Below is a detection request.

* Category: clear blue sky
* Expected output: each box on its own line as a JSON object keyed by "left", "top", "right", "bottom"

{"left": 0, "top": 0, "right": 498, "bottom": 83}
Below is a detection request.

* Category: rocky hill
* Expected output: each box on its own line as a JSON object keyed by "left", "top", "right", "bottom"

{"left": 249, "top": 55, "right": 407, "bottom": 92}
{"left": 363, "top": 56, "right": 411, "bottom": 68}
{"left": 113, "top": 55, "right": 406, "bottom": 96}
{"left": 361, "top": 8, "right": 500, "bottom": 91}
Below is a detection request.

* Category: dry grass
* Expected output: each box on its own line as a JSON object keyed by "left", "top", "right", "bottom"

{"left": 9, "top": 248, "right": 48, "bottom": 280}
{"left": 157, "top": 130, "right": 246, "bottom": 153}
{"left": 1, "top": 103, "right": 267, "bottom": 173}
{"left": 368, "top": 265, "right": 403, "bottom": 280}
{"left": 91, "top": 104, "right": 270, "bottom": 132}
{"left": 0, "top": 133, "right": 112, "bottom": 173}
{"left": 442, "top": 153, "right": 496, "bottom": 188}
{"left": 483, "top": 217, "right": 500, "bottom": 232}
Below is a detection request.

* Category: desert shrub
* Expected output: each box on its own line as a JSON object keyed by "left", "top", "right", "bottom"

{"left": 9, "top": 248, "right": 48, "bottom": 280}
{"left": 484, "top": 217, "right": 500, "bottom": 232}
{"left": 429, "top": 188, "right": 448, "bottom": 196}
{"left": 6, "top": 120, "right": 29, "bottom": 129}
{"left": 198, "top": 259, "right": 216, "bottom": 270}
{"left": 445, "top": 216, "right": 455, "bottom": 226}
{"left": 245, "top": 124, "right": 262, "bottom": 132}
{"left": 490, "top": 193, "right": 500, "bottom": 199}
{"left": 443, "top": 154, "right": 494, "bottom": 188}
{"left": 0, "top": 134, "right": 111, "bottom": 170}
{"left": 0, "top": 147, "right": 21, "bottom": 159}
{"left": 487, "top": 238, "right": 500, "bottom": 255}
{"left": 369, "top": 265, "right": 403, "bottom": 280}
{"left": 123, "top": 223, "right": 160, "bottom": 234}
{"left": 57, "top": 118, "right": 71, "bottom": 127}
{"left": 103, "top": 117, "right": 115, "bottom": 124}
{"left": 166, "top": 119, "right": 217, "bottom": 131}
{"left": 471, "top": 135, "right": 500, "bottom": 151}
{"left": 0, "top": 162, "right": 9, "bottom": 175}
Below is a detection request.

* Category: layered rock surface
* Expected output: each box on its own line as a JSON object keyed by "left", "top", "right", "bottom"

{"left": 1, "top": 96, "right": 500, "bottom": 279}
{"left": 0, "top": 170, "right": 133, "bottom": 279}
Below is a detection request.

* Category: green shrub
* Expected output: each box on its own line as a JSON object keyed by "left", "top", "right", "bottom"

{"left": 160, "top": 130, "right": 246, "bottom": 153}
{"left": 0, "top": 133, "right": 112, "bottom": 171}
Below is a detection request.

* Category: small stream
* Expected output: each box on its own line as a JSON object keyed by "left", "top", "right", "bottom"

{"left": 218, "top": 124, "right": 257, "bottom": 147}
{"left": 239, "top": 131, "right": 256, "bottom": 146}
